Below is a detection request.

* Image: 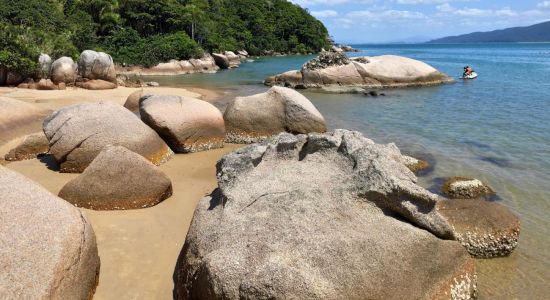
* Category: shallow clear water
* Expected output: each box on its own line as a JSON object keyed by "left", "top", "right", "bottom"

{"left": 142, "top": 43, "right": 550, "bottom": 299}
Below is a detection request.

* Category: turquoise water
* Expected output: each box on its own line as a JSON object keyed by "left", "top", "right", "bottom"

{"left": 143, "top": 43, "right": 550, "bottom": 299}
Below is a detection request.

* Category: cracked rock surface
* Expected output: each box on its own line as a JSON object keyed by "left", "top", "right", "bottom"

{"left": 0, "top": 166, "right": 100, "bottom": 299}
{"left": 59, "top": 145, "right": 173, "bottom": 210}
{"left": 43, "top": 102, "right": 172, "bottom": 173}
{"left": 223, "top": 86, "right": 326, "bottom": 143}
{"left": 174, "top": 130, "right": 477, "bottom": 299}
{"left": 140, "top": 95, "right": 225, "bottom": 153}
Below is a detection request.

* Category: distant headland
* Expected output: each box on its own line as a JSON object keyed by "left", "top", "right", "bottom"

{"left": 429, "top": 21, "right": 550, "bottom": 43}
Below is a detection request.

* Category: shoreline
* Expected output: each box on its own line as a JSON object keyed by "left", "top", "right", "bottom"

{"left": 0, "top": 84, "right": 243, "bottom": 298}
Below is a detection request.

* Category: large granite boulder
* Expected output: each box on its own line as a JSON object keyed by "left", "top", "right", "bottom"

{"left": 223, "top": 86, "right": 326, "bottom": 143}
{"left": 51, "top": 56, "right": 77, "bottom": 85}
{"left": 140, "top": 95, "right": 225, "bottom": 153}
{"left": 43, "top": 102, "right": 172, "bottom": 173}
{"left": 174, "top": 131, "right": 476, "bottom": 299}
{"left": 0, "top": 97, "right": 50, "bottom": 147}
{"left": 0, "top": 166, "right": 100, "bottom": 299}
{"left": 124, "top": 89, "right": 144, "bottom": 113}
{"left": 38, "top": 53, "right": 52, "bottom": 79}
{"left": 438, "top": 198, "right": 520, "bottom": 258}
{"left": 212, "top": 53, "right": 230, "bottom": 69}
{"left": 4, "top": 132, "right": 49, "bottom": 161}
{"left": 78, "top": 50, "right": 117, "bottom": 83}
{"left": 265, "top": 52, "right": 452, "bottom": 91}
{"left": 59, "top": 145, "right": 172, "bottom": 210}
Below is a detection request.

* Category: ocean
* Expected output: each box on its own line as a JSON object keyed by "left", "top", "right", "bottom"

{"left": 142, "top": 43, "right": 550, "bottom": 299}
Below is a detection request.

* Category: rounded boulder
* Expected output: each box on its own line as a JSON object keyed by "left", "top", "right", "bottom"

{"left": 51, "top": 56, "right": 77, "bottom": 85}
{"left": 0, "top": 166, "right": 100, "bottom": 299}
{"left": 59, "top": 145, "right": 172, "bottom": 210}
{"left": 140, "top": 95, "right": 225, "bottom": 153}
{"left": 224, "top": 86, "right": 326, "bottom": 143}
{"left": 78, "top": 50, "right": 117, "bottom": 83}
{"left": 43, "top": 102, "right": 172, "bottom": 173}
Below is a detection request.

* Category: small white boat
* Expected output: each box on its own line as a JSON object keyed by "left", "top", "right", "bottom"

{"left": 461, "top": 72, "right": 478, "bottom": 79}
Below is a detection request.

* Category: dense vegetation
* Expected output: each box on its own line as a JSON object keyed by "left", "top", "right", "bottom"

{"left": 429, "top": 21, "right": 550, "bottom": 43}
{"left": 0, "top": 0, "right": 330, "bottom": 76}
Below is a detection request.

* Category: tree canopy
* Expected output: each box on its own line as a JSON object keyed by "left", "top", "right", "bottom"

{"left": 0, "top": 0, "right": 330, "bottom": 74}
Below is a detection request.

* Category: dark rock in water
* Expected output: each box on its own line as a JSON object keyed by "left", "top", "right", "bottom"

{"left": 442, "top": 177, "right": 494, "bottom": 199}
{"left": 0, "top": 166, "right": 100, "bottom": 299}
{"left": 146, "top": 81, "right": 159, "bottom": 87}
{"left": 366, "top": 90, "right": 379, "bottom": 97}
{"left": 43, "top": 102, "right": 172, "bottom": 173}
{"left": 438, "top": 198, "right": 520, "bottom": 258}
{"left": 4, "top": 132, "right": 49, "bottom": 161}
{"left": 174, "top": 130, "right": 477, "bottom": 299}
{"left": 58, "top": 145, "right": 172, "bottom": 210}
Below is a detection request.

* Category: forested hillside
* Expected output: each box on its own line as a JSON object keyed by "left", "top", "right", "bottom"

{"left": 0, "top": 0, "right": 330, "bottom": 75}
{"left": 429, "top": 21, "right": 550, "bottom": 43}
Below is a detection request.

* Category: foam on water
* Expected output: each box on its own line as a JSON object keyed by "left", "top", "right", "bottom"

{"left": 141, "top": 43, "right": 550, "bottom": 299}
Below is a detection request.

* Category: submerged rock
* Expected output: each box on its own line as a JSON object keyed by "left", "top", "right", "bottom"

{"left": 4, "top": 132, "right": 49, "bottom": 161}
{"left": 0, "top": 166, "right": 100, "bottom": 299}
{"left": 223, "top": 86, "right": 326, "bottom": 143}
{"left": 438, "top": 198, "right": 520, "bottom": 258}
{"left": 442, "top": 177, "right": 494, "bottom": 199}
{"left": 43, "top": 102, "right": 172, "bottom": 173}
{"left": 174, "top": 130, "right": 476, "bottom": 299}
{"left": 59, "top": 145, "right": 172, "bottom": 210}
{"left": 140, "top": 95, "right": 225, "bottom": 153}
{"left": 266, "top": 53, "right": 452, "bottom": 91}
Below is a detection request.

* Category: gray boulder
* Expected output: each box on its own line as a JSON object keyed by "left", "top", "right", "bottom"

{"left": 5, "top": 71, "right": 24, "bottom": 86}
{"left": 59, "top": 145, "right": 172, "bottom": 210}
{"left": 212, "top": 53, "right": 230, "bottom": 69}
{"left": 0, "top": 166, "right": 100, "bottom": 299}
{"left": 174, "top": 130, "right": 476, "bottom": 299}
{"left": 50, "top": 56, "right": 77, "bottom": 85}
{"left": 140, "top": 95, "right": 225, "bottom": 153}
{"left": 223, "top": 86, "right": 326, "bottom": 143}
{"left": 78, "top": 50, "right": 117, "bottom": 83}
{"left": 43, "top": 102, "right": 172, "bottom": 173}
{"left": 38, "top": 53, "right": 52, "bottom": 79}
{"left": 4, "top": 132, "right": 49, "bottom": 161}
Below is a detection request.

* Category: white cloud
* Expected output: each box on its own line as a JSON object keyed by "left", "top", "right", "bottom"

{"left": 312, "top": 10, "right": 340, "bottom": 17}
{"left": 290, "top": 0, "right": 374, "bottom": 6}
{"left": 538, "top": 1, "right": 550, "bottom": 9}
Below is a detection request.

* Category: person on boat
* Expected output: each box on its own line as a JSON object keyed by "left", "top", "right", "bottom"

{"left": 463, "top": 66, "right": 473, "bottom": 76}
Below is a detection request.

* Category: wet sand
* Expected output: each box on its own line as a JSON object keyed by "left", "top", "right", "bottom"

{"left": 1, "top": 86, "right": 241, "bottom": 299}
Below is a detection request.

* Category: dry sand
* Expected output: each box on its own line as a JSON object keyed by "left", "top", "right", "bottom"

{"left": 1, "top": 86, "right": 242, "bottom": 299}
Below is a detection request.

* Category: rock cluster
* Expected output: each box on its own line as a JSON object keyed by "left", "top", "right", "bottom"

{"left": 78, "top": 50, "right": 117, "bottom": 83}
{"left": 265, "top": 53, "right": 453, "bottom": 91}
{"left": 140, "top": 95, "right": 225, "bottom": 153}
{"left": 174, "top": 130, "right": 477, "bottom": 299}
{"left": 212, "top": 51, "right": 241, "bottom": 69}
{"left": 50, "top": 56, "right": 78, "bottom": 85}
{"left": 59, "top": 145, "right": 172, "bottom": 210}
{"left": 302, "top": 51, "right": 350, "bottom": 70}
{"left": 0, "top": 166, "right": 100, "bottom": 299}
{"left": 43, "top": 102, "right": 172, "bottom": 173}
{"left": 224, "top": 86, "right": 327, "bottom": 143}
{"left": 116, "top": 54, "right": 220, "bottom": 76}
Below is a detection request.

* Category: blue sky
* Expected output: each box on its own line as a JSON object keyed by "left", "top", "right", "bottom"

{"left": 290, "top": 0, "right": 550, "bottom": 43}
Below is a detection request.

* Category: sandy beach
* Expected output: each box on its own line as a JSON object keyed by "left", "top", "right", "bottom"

{"left": 1, "top": 86, "right": 242, "bottom": 299}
